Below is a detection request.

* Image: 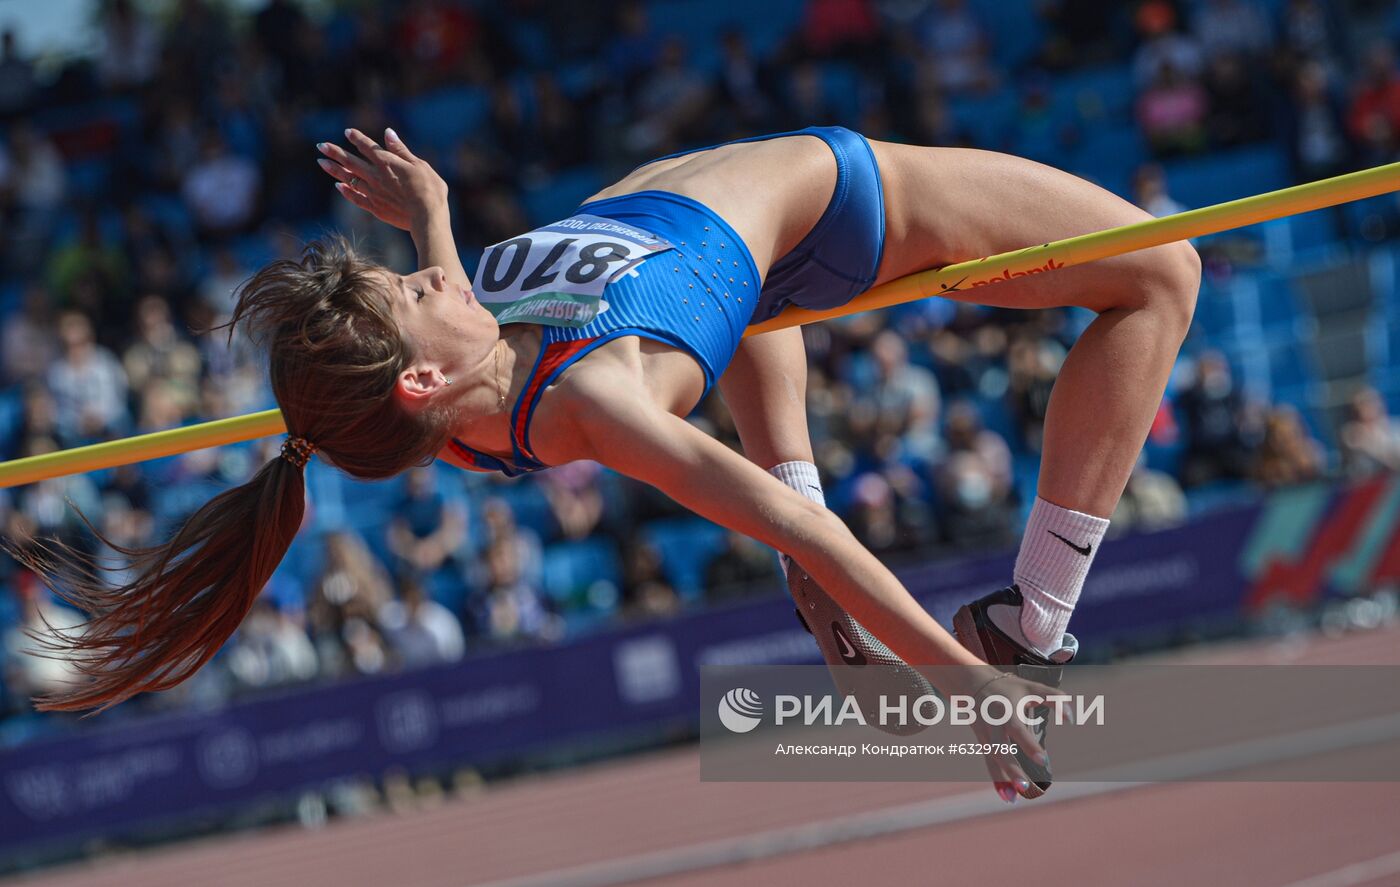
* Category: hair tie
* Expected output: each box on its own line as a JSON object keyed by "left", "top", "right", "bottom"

{"left": 280, "top": 436, "right": 317, "bottom": 469}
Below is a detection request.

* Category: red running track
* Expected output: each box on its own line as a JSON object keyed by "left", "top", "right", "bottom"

{"left": 14, "top": 625, "right": 1400, "bottom": 887}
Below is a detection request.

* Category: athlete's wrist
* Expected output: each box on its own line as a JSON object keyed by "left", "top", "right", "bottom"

{"left": 926, "top": 661, "right": 1009, "bottom": 699}
{"left": 409, "top": 199, "right": 451, "bottom": 235}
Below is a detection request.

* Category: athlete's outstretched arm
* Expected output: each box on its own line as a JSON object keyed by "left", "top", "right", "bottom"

{"left": 534, "top": 376, "right": 1021, "bottom": 691}
{"left": 317, "top": 129, "right": 472, "bottom": 290}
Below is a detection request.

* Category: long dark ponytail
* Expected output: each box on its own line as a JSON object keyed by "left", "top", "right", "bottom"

{"left": 10, "top": 238, "right": 460, "bottom": 712}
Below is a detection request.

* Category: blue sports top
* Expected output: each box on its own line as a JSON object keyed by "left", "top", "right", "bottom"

{"left": 448, "top": 191, "right": 763, "bottom": 476}
{"left": 449, "top": 126, "right": 887, "bottom": 477}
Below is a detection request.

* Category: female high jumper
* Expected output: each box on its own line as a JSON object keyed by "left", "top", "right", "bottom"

{"left": 21, "top": 126, "right": 1199, "bottom": 802}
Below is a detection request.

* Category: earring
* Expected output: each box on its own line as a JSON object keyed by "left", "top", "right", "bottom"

{"left": 443, "top": 376, "right": 454, "bottom": 386}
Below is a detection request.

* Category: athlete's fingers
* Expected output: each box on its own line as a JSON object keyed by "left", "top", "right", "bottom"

{"left": 998, "top": 746, "right": 1033, "bottom": 792}
{"left": 317, "top": 141, "right": 376, "bottom": 181}
{"left": 316, "top": 157, "right": 359, "bottom": 186}
{"left": 1005, "top": 716, "right": 1049, "bottom": 768}
{"left": 344, "top": 127, "right": 399, "bottom": 170}
{"left": 984, "top": 756, "right": 1017, "bottom": 804}
{"left": 382, "top": 127, "right": 417, "bottom": 161}
{"left": 334, "top": 181, "right": 375, "bottom": 213}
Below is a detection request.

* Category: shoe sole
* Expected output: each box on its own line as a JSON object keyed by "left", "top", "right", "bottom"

{"left": 953, "top": 603, "right": 1050, "bottom": 799}
{"left": 789, "top": 563, "right": 933, "bottom": 737}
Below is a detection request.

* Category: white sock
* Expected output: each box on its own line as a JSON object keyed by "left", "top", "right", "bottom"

{"left": 769, "top": 461, "right": 825, "bottom": 577}
{"left": 1013, "top": 496, "right": 1110, "bottom": 656}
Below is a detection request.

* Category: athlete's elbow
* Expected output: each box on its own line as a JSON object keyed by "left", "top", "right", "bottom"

{"left": 777, "top": 499, "right": 852, "bottom": 567}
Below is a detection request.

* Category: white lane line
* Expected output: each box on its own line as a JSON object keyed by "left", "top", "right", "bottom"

{"left": 1278, "top": 850, "right": 1400, "bottom": 887}
{"left": 469, "top": 713, "right": 1400, "bottom": 887}
{"left": 468, "top": 780, "right": 1137, "bottom": 887}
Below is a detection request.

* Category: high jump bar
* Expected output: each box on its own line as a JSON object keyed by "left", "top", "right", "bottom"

{"left": 3, "top": 159, "right": 1399, "bottom": 489}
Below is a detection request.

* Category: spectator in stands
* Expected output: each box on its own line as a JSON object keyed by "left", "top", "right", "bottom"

{"left": 1036, "top": 0, "right": 1128, "bottom": 70}
{"left": 531, "top": 73, "right": 592, "bottom": 173}
{"left": 47, "top": 312, "right": 128, "bottom": 443}
{"left": 620, "top": 540, "right": 680, "bottom": 619}
{"left": 935, "top": 402, "right": 1015, "bottom": 549}
{"left": 1251, "top": 405, "right": 1325, "bottom": 488}
{"left": 3, "top": 572, "right": 85, "bottom": 704}
{"left": 262, "top": 112, "right": 329, "bottom": 223}
{"left": 198, "top": 246, "right": 254, "bottom": 317}
{"left": 1006, "top": 335, "right": 1062, "bottom": 452}
{"left": 1285, "top": 60, "right": 1355, "bottom": 183}
{"left": 605, "top": 1, "right": 660, "bottom": 91}
{"left": 226, "top": 594, "right": 319, "bottom": 690}
{"left": 472, "top": 496, "right": 544, "bottom": 590}
{"left": 1132, "top": 2, "right": 1204, "bottom": 89}
{"left": 846, "top": 470, "right": 932, "bottom": 554}
{"left": 471, "top": 536, "right": 556, "bottom": 643}
{"left": 869, "top": 329, "right": 941, "bottom": 451}
{"left": 0, "top": 121, "right": 65, "bottom": 218}
{"left": 46, "top": 210, "right": 130, "bottom": 326}
{"left": 123, "top": 296, "right": 202, "bottom": 414}
{"left": 625, "top": 37, "right": 711, "bottom": 156}
{"left": 1133, "top": 163, "right": 1187, "bottom": 217}
{"left": 0, "top": 490, "right": 17, "bottom": 578}
{"left": 539, "top": 460, "right": 607, "bottom": 541}
{"left": 96, "top": 0, "right": 160, "bottom": 93}
{"left": 1348, "top": 41, "right": 1400, "bottom": 166}
{"left": 715, "top": 27, "right": 773, "bottom": 133}
{"left": 846, "top": 471, "right": 902, "bottom": 554}
{"left": 388, "top": 466, "right": 466, "bottom": 579}
{"left": 134, "top": 379, "right": 186, "bottom": 437}
{"left": 1, "top": 284, "right": 58, "bottom": 387}
{"left": 149, "top": 99, "right": 205, "bottom": 193}
{"left": 1110, "top": 454, "right": 1187, "bottom": 535}
{"left": 1279, "top": 0, "right": 1347, "bottom": 75}
{"left": 916, "top": 0, "right": 998, "bottom": 95}
{"left": 308, "top": 531, "right": 395, "bottom": 677}
{"left": 379, "top": 574, "right": 466, "bottom": 668}
{"left": 182, "top": 131, "right": 262, "bottom": 237}
{"left": 1176, "top": 351, "right": 1255, "bottom": 487}
{"left": 704, "top": 530, "right": 781, "bottom": 600}
{"left": 1138, "top": 61, "right": 1209, "bottom": 156}
{"left": 802, "top": 0, "right": 880, "bottom": 61}
{"left": 16, "top": 385, "right": 60, "bottom": 455}
{"left": 93, "top": 493, "right": 153, "bottom": 589}
{"left": 162, "top": 0, "right": 235, "bottom": 93}
{"left": 778, "top": 61, "right": 838, "bottom": 131}
{"left": 1192, "top": 0, "right": 1272, "bottom": 61}
{"left": 14, "top": 436, "right": 103, "bottom": 547}
{"left": 0, "top": 29, "right": 35, "bottom": 119}
{"left": 908, "top": 69, "right": 972, "bottom": 148}
{"left": 944, "top": 401, "right": 1013, "bottom": 494}
{"left": 1340, "top": 386, "right": 1400, "bottom": 476}
{"left": 1204, "top": 53, "right": 1272, "bottom": 147}
{"left": 253, "top": 0, "right": 309, "bottom": 73}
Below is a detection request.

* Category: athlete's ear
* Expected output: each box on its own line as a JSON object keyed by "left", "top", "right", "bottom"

{"left": 394, "top": 364, "right": 450, "bottom": 410}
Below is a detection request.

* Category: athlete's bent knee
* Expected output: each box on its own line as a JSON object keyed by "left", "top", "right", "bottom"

{"left": 1128, "top": 241, "right": 1199, "bottom": 338}
{"left": 1159, "top": 241, "right": 1201, "bottom": 336}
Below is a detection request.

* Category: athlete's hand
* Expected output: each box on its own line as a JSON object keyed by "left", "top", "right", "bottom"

{"left": 317, "top": 128, "right": 448, "bottom": 231}
{"left": 965, "top": 672, "right": 1058, "bottom": 803}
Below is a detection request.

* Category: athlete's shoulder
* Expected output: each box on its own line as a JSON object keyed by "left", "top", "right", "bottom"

{"left": 531, "top": 359, "right": 652, "bottom": 465}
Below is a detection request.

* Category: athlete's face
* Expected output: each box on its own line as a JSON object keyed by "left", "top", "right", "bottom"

{"left": 382, "top": 266, "right": 496, "bottom": 407}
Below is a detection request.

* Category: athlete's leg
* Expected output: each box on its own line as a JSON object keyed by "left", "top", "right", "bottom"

{"left": 874, "top": 144, "right": 1199, "bottom": 516}
{"left": 873, "top": 144, "right": 1200, "bottom": 660}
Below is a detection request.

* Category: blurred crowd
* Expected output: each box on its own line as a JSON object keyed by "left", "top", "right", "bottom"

{"left": 3, "top": 0, "right": 1400, "bottom": 726}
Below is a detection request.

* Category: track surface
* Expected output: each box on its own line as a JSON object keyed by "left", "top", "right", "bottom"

{"left": 13, "top": 626, "right": 1400, "bottom": 887}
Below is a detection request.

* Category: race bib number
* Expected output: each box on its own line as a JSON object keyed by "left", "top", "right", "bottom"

{"left": 473, "top": 215, "right": 673, "bottom": 328}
